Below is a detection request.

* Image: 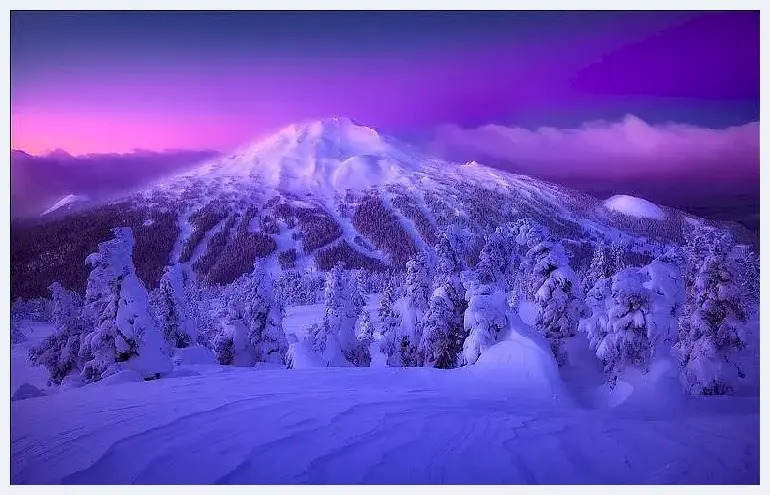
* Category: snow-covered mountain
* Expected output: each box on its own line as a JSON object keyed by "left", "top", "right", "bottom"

{"left": 185, "top": 117, "right": 426, "bottom": 193}
{"left": 10, "top": 118, "right": 756, "bottom": 300}
{"left": 9, "top": 119, "right": 761, "bottom": 485}
{"left": 40, "top": 194, "right": 90, "bottom": 216}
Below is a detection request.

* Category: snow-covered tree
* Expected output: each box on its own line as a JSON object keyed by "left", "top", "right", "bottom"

{"left": 675, "top": 236, "right": 748, "bottom": 395}
{"left": 79, "top": 227, "right": 171, "bottom": 382}
{"left": 324, "top": 263, "right": 359, "bottom": 361}
{"left": 510, "top": 219, "right": 550, "bottom": 299}
{"left": 578, "top": 277, "right": 612, "bottom": 355}
{"left": 610, "top": 243, "right": 626, "bottom": 276}
{"left": 155, "top": 264, "right": 197, "bottom": 350}
{"left": 475, "top": 230, "right": 509, "bottom": 285}
{"left": 418, "top": 282, "right": 467, "bottom": 368}
{"left": 433, "top": 226, "right": 465, "bottom": 287}
{"left": 387, "top": 251, "right": 434, "bottom": 366}
{"left": 583, "top": 245, "right": 611, "bottom": 293}
{"left": 731, "top": 244, "right": 759, "bottom": 308}
{"left": 350, "top": 270, "right": 367, "bottom": 316}
{"left": 184, "top": 278, "right": 233, "bottom": 349}
{"left": 213, "top": 299, "right": 252, "bottom": 366}
{"left": 348, "top": 317, "right": 373, "bottom": 367}
{"left": 355, "top": 310, "right": 375, "bottom": 349}
{"left": 641, "top": 250, "right": 686, "bottom": 351}
{"left": 378, "top": 275, "right": 405, "bottom": 366}
{"left": 521, "top": 226, "right": 584, "bottom": 366}
{"left": 461, "top": 232, "right": 512, "bottom": 365}
{"left": 308, "top": 263, "right": 369, "bottom": 366}
{"left": 461, "top": 278, "right": 509, "bottom": 365}
{"left": 417, "top": 230, "right": 469, "bottom": 368}
{"left": 405, "top": 252, "right": 431, "bottom": 316}
{"left": 682, "top": 223, "right": 721, "bottom": 285}
{"left": 28, "top": 283, "right": 85, "bottom": 385}
{"left": 240, "top": 265, "right": 288, "bottom": 365}
{"left": 494, "top": 223, "right": 524, "bottom": 298}
{"left": 598, "top": 268, "right": 656, "bottom": 381}
{"left": 513, "top": 218, "right": 548, "bottom": 252}
{"left": 583, "top": 257, "right": 685, "bottom": 386}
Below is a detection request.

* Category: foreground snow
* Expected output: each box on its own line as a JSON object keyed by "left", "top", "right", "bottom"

{"left": 11, "top": 363, "right": 758, "bottom": 485}
{"left": 11, "top": 321, "right": 54, "bottom": 394}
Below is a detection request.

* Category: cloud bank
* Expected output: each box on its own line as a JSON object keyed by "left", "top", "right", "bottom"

{"left": 424, "top": 115, "right": 758, "bottom": 182}
{"left": 11, "top": 148, "right": 219, "bottom": 218}
{"left": 421, "top": 115, "right": 759, "bottom": 229}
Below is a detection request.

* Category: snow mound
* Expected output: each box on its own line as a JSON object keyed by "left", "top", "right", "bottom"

{"left": 603, "top": 195, "right": 665, "bottom": 220}
{"left": 41, "top": 194, "right": 90, "bottom": 216}
{"left": 11, "top": 383, "right": 45, "bottom": 402}
{"left": 165, "top": 368, "right": 202, "bottom": 379}
{"left": 474, "top": 336, "right": 567, "bottom": 401}
{"left": 286, "top": 341, "right": 325, "bottom": 369}
{"left": 99, "top": 369, "right": 144, "bottom": 386}
{"left": 172, "top": 346, "right": 217, "bottom": 366}
{"left": 60, "top": 375, "right": 84, "bottom": 390}
{"left": 122, "top": 351, "right": 173, "bottom": 380}
{"left": 598, "top": 357, "right": 685, "bottom": 410}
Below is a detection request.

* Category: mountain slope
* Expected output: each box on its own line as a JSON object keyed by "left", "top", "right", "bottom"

{"left": 41, "top": 194, "right": 90, "bottom": 216}
{"left": 10, "top": 118, "right": 757, "bottom": 299}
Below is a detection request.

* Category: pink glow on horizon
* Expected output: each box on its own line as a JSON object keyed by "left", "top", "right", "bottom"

{"left": 12, "top": 110, "right": 257, "bottom": 155}
{"left": 11, "top": 29, "right": 661, "bottom": 154}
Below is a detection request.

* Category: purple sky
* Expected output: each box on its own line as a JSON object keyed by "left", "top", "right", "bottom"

{"left": 10, "top": 12, "right": 759, "bottom": 225}
{"left": 11, "top": 12, "right": 758, "bottom": 153}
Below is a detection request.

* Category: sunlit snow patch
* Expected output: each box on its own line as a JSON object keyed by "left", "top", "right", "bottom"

{"left": 603, "top": 194, "right": 665, "bottom": 220}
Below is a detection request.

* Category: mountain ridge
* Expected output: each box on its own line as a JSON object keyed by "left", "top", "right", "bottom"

{"left": 11, "top": 118, "right": 757, "bottom": 301}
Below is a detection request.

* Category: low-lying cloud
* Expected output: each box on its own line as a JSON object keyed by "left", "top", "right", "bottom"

{"left": 421, "top": 116, "right": 759, "bottom": 228}
{"left": 11, "top": 148, "right": 219, "bottom": 218}
{"left": 424, "top": 115, "right": 758, "bottom": 183}
{"left": 421, "top": 116, "right": 759, "bottom": 229}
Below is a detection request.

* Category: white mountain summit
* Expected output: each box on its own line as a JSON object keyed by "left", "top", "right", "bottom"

{"left": 181, "top": 117, "right": 439, "bottom": 196}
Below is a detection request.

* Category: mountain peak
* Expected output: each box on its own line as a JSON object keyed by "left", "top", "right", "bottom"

{"left": 184, "top": 118, "right": 423, "bottom": 195}
{"left": 288, "top": 116, "right": 365, "bottom": 130}
{"left": 273, "top": 117, "right": 383, "bottom": 150}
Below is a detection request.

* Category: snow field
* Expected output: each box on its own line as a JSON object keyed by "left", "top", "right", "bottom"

{"left": 11, "top": 302, "right": 760, "bottom": 485}
{"left": 11, "top": 363, "right": 758, "bottom": 484}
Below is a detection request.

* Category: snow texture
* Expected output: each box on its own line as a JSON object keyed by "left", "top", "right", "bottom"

{"left": 10, "top": 365, "right": 758, "bottom": 484}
